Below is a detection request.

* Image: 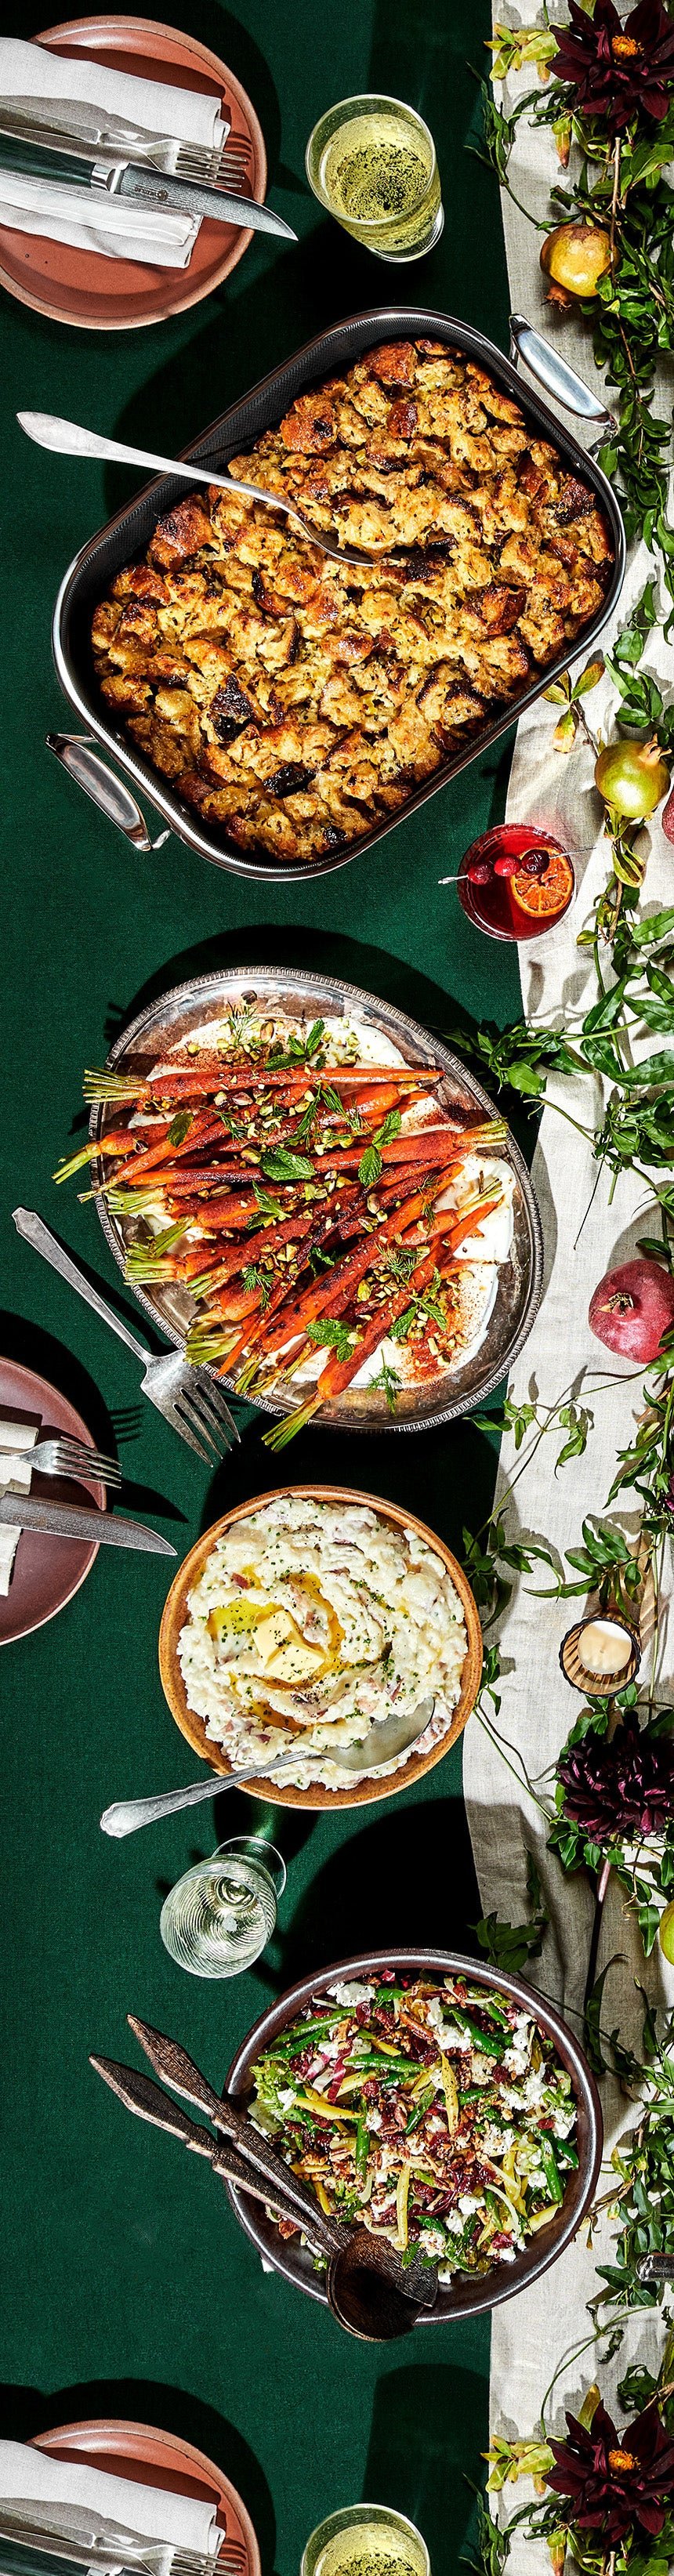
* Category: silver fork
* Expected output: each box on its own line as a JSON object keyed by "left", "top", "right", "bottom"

{"left": 13, "top": 1208, "right": 239, "bottom": 1467}
{"left": 0, "top": 2515, "right": 245, "bottom": 2575}
{"left": 0, "top": 109, "right": 252, "bottom": 187}
{"left": 8, "top": 1433, "right": 121, "bottom": 1487}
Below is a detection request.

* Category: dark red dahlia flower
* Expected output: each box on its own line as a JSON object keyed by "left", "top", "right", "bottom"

{"left": 557, "top": 1713, "right": 674, "bottom": 1844}
{"left": 553, "top": 0, "right": 674, "bottom": 129}
{"left": 547, "top": 2399, "right": 674, "bottom": 2544}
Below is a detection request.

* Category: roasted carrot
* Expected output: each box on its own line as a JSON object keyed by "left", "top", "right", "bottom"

{"left": 263, "top": 1245, "right": 444, "bottom": 1448}
{"left": 53, "top": 1128, "right": 139, "bottom": 1184}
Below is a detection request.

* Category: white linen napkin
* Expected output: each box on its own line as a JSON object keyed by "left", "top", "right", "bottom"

{"left": 0, "top": 34, "right": 230, "bottom": 266}
{"left": 0, "top": 2441, "right": 222, "bottom": 2576}
{"left": 0, "top": 1419, "right": 37, "bottom": 1596}
{"left": 0, "top": 38, "right": 228, "bottom": 156}
{"left": 0, "top": 171, "right": 200, "bottom": 267}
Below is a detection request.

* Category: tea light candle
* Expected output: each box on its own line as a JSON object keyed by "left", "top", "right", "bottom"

{"left": 577, "top": 1617, "right": 634, "bottom": 1679}
{"left": 560, "top": 1609, "right": 640, "bottom": 1697}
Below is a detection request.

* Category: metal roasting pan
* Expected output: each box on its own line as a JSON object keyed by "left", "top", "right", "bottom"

{"left": 52, "top": 305, "right": 626, "bottom": 882}
{"left": 91, "top": 964, "right": 543, "bottom": 1433}
{"left": 223, "top": 1947, "right": 603, "bottom": 2322}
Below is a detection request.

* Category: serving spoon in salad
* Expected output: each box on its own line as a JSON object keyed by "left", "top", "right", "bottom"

{"left": 92, "top": 2015, "right": 437, "bottom": 2342}
{"left": 100, "top": 1696, "right": 436, "bottom": 1838}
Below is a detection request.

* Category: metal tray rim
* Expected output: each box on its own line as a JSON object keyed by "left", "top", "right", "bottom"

{"left": 53, "top": 303, "right": 626, "bottom": 882}
{"left": 91, "top": 962, "right": 544, "bottom": 1433}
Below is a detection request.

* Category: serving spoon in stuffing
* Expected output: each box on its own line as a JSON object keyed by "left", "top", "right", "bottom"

{"left": 91, "top": 2014, "right": 438, "bottom": 2341}
{"left": 17, "top": 408, "right": 380, "bottom": 569}
{"left": 100, "top": 1697, "right": 436, "bottom": 1837}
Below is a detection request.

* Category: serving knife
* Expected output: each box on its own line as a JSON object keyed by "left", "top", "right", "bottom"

{"left": 0, "top": 1492, "right": 176, "bottom": 1556}
{"left": 0, "top": 131, "right": 297, "bottom": 241}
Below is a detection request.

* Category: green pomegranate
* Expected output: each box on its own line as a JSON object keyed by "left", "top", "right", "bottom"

{"left": 540, "top": 220, "right": 613, "bottom": 300}
{"left": 594, "top": 739, "right": 669, "bottom": 822}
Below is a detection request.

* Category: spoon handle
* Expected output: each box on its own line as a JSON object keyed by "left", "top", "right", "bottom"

{"left": 100, "top": 1752, "right": 312, "bottom": 1835}
{"left": 18, "top": 411, "right": 295, "bottom": 526}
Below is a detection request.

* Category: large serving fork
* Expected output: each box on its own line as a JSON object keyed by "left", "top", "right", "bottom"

{"left": 13, "top": 1209, "right": 239, "bottom": 1466}
{"left": 7, "top": 1433, "right": 121, "bottom": 1487}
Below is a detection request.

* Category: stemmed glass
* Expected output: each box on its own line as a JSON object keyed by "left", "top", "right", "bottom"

{"left": 160, "top": 1835, "right": 287, "bottom": 1979}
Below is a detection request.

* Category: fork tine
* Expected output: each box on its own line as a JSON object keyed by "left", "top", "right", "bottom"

{"left": 57, "top": 1441, "right": 121, "bottom": 1480}
{"left": 176, "top": 1386, "right": 225, "bottom": 1460}
{"left": 168, "top": 1397, "right": 214, "bottom": 1463}
{"left": 193, "top": 1371, "right": 240, "bottom": 1443}
{"left": 185, "top": 1380, "right": 235, "bottom": 1454}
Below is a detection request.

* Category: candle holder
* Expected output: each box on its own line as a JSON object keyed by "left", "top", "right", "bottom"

{"left": 560, "top": 1608, "right": 640, "bottom": 1699}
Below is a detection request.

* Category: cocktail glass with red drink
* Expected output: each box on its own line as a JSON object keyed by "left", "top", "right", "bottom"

{"left": 452, "top": 824, "right": 575, "bottom": 943}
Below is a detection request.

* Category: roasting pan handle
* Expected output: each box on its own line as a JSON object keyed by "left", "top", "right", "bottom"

{"left": 509, "top": 315, "right": 617, "bottom": 446}
{"left": 45, "top": 732, "right": 169, "bottom": 852}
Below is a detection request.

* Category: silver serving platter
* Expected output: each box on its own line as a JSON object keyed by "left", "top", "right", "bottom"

{"left": 92, "top": 966, "right": 543, "bottom": 1433}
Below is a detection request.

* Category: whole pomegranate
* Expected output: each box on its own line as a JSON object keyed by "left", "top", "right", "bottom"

{"left": 589, "top": 1259, "right": 674, "bottom": 1363}
{"left": 595, "top": 739, "right": 669, "bottom": 822}
{"left": 540, "top": 221, "right": 612, "bottom": 303}
{"left": 661, "top": 783, "right": 674, "bottom": 844}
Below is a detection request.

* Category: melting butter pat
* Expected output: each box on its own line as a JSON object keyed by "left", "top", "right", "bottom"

{"left": 254, "top": 1606, "right": 325, "bottom": 1684}
{"left": 208, "top": 1599, "right": 262, "bottom": 1641}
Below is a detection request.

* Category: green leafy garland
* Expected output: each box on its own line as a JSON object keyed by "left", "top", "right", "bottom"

{"left": 455, "top": 5, "right": 674, "bottom": 1966}
{"left": 467, "top": 1996, "right": 674, "bottom": 2576}
{"left": 461, "top": 19, "right": 674, "bottom": 2573}
{"left": 479, "top": 2, "right": 674, "bottom": 608}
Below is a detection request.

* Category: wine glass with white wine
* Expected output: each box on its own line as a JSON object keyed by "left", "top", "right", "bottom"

{"left": 306, "top": 93, "right": 443, "bottom": 261}
{"left": 160, "top": 1835, "right": 286, "bottom": 1979}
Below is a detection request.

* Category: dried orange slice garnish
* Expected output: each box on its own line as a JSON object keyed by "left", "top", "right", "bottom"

{"left": 512, "top": 850, "right": 574, "bottom": 918}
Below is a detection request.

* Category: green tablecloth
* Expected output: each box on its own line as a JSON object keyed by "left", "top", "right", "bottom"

{"left": 0, "top": 2, "right": 522, "bottom": 2567}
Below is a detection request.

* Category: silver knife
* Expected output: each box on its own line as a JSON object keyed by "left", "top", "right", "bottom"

{"left": 0, "top": 1492, "right": 176, "bottom": 1556}
{"left": 0, "top": 132, "right": 296, "bottom": 239}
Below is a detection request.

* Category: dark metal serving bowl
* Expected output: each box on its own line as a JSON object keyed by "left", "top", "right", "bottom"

{"left": 53, "top": 304, "right": 626, "bottom": 884}
{"left": 223, "top": 1947, "right": 603, "bottom": 2323}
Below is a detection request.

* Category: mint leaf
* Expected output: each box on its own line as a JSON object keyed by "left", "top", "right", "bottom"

{"left": 374, "top": 1107, "right": 402, "bottom": 1148}
{"left": 357, "top": 1107, "right": 402, "bottom": 1189}
{"left": 168, "top": 1110, "right": 193, "bottom": 1147}
{"left": 305, "top": 1019, "right": 326, "bottom": 1057}
{"left": 261, "top": 1146, "right": 313, "bottom": 1182}
{"left": 306, "top": 1317, "right": 355, "bottom": 1362}
{"left": 390, "top": 1304, "right": 416, "bottom": 1342}
{"left": 252, "top": 1183, "right": 285, "bottom": 1221}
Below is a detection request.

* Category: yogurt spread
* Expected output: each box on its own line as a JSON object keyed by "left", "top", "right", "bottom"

{"left": 177, "top": 1493, "right": 468, "bottom": 1788}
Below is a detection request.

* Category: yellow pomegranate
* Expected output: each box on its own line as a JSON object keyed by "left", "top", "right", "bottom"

{"left": 540, "top": 220, "right": 613, "bottom": 302}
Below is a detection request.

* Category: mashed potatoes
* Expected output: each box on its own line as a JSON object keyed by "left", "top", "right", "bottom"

{"left": 177, "top": 1494, "right": 468, "bottom": 1788}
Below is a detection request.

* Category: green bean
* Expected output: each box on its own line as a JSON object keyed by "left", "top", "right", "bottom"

{"left": 450, "top": 2007, "right": 505, "bottom": 2058}
{"left": 538, "top": 2136, "right": 563, "bottom": 2204}
{"left": 405, "top": 2086, "right": 435, "bottom": 2135}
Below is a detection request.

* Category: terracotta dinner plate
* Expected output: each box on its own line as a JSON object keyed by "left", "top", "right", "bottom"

{"left": 0, "top": 15, "right": 267, "bottom": 328}
{"left": 0, "top": 1356, "right": 105, "bottom": 1645}
{"left": 32, "top": 2418, "right": 260, "bottom": 2576}
{"left": 158, "top": 1482, "right": 483, "bottom": 1811}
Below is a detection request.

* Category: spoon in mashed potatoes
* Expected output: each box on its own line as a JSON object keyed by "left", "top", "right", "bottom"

{"left": 100, "top": 1694, "right": 435, "bottom": 1839}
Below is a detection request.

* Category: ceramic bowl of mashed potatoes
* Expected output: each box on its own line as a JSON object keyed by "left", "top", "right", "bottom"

{"left": 158, "top": 1484, "right": 482, "bottom": 1810}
